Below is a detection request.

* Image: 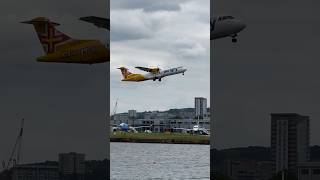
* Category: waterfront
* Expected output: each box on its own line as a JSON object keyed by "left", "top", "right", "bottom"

{"left": 110, "top": 133, "right": 210, "bottom": 145}
{"left": 111, "top": 142, "right": 210, "bottom": 180}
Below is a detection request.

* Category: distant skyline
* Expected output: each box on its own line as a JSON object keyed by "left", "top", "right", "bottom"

{"left": 110, "top": 0, "right": 210, "bottom": 113}
{"left": 115, "top": 97, "right": 210, "bottom": 114}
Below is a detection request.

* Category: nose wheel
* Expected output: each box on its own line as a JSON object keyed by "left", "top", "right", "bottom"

{"left": 231, "top": 34, "right": 238, "bottom": 43}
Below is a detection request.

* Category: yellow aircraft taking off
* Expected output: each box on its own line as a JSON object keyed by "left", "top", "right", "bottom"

{"left": 22, "top": 17, "right": 109, "bottom": 64}
{"left": 118, "top": 66, "right": 187, "bottom": 82}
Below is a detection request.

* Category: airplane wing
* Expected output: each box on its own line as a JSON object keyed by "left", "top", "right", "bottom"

{"left": 135, "top": 66, "right": 153, "bottom": 72}
{"left": 135, "top": 66, "right": 160, "bottom": 73}
{"left": 79, "top": 16, "right": 110, "bottom": 30}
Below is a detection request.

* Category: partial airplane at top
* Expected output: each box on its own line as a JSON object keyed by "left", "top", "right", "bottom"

{"left": 118, "top": 66, "right": 187, "bottom": 82}
{"left": 78, "top": 15, "right": 246, "bottom": 43}
{"left": 211, "top": 15, "right": 246, "bottom": 42}
{"left": 22, "top": 17, "right": 109, "bottom": 64}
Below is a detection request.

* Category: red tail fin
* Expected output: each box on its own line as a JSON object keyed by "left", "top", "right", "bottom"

{"left": 22, "top": 17, "right": 72, "bottom": 54}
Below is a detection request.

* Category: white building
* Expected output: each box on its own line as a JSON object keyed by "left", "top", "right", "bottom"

{"left": 195, "top": 97, "right": 207, "bottom": 118}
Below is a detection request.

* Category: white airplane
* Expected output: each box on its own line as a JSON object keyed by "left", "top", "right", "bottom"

{"left": 173, "top": 124, "right": 210, "bottom": 135}
{"left": 112, "top": 123, "right": 152, "bottom": 133}
{"left": 172, "top": 117, "right": 210, "bottom": 135}
{"left": 211, "top": 16, "right": 246, "bottom": 42}
{"left": 118, "top": 66, "right": 187, "bottom": 82}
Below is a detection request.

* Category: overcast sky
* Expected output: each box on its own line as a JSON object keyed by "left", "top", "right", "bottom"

{"left": 212, "top": 0, "right": 319, "bottom": 149}
{"left": 0, "top": 0, "right": 109, "bottom": 168}
{"left": 110, "top": 0, "right": 210, "bottom": 113}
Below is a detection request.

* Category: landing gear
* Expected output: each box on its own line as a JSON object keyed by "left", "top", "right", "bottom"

{"left": 153, "top": 78, "right": 156, "bottom": 81}
{"left": 159, "top": 78, "right": 161, "bottom": 82}
{"left": 231, "top": 34, "right": 238, "bottom": 43}
{"left": 232, "top": 38, "right": 237, "bottom": 43}
{"left": 182, "top": 73, "right": 184, "bottom": 75}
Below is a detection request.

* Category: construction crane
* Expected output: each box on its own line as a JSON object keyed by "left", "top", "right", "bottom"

{"left": 5, "top": 118, "right": 24, "bottom": 169}
{"left": 112, "top": 98, "right": 118, "bottom": 116}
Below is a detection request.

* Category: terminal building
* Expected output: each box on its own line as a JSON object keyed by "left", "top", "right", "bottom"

{"left": 111, "top": 97, "right": 211, "bottom": 132}
{"left": 11, "top": 161, "right": 59, "bottom": 180}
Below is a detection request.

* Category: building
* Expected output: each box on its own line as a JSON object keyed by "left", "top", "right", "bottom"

{"left": 11, "top": 161, "right": 59, "bottom": 180}
{"left": 223, "top": 160, "right": 272, "bottom": 180}
{"left": 195, "top": 97, "right": 207, "bottom": 118}
{"left": 297, "top": 162, "right": 320, "bottom": 180}
{"left": 271, "top": 113, "right": 310, "bottom": 177}
{"left": 128, "top": 110, "right": 137, "bottom": 118}
{"left": 111, "top": 105, "right": 210, "bottom": 131}
{"left": 59, "top": 152, "right": 85, "bottom": 180}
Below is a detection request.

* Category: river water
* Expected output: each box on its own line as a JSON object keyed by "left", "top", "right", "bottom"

{"left": 110, "top": 142, "right": 210, "bottom": 180}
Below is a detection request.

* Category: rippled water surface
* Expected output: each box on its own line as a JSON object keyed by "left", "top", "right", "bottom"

{"left": 111, "top": 142, "right": 209, "bottom": 180}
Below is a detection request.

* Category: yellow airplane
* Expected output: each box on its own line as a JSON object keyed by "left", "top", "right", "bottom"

{"left": 22, "top": 17, "right": 109, "bottom": 64}
{"left": 118, "top": 66, "right": 187, "bottom": 82}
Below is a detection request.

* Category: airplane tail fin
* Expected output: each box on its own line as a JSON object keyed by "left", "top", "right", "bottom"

{"left": 118, "top": 67, "right": 132, "bottom": 79}
{"left": 21, "top": 17, "right": 73, "bottom": 54}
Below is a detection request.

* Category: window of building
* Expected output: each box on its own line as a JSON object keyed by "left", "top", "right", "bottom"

{"left": 301, "top": 169, "right": 309, "bottom": 175}
{"left": 313, "top": 169, "right": 320, "bottom": 174}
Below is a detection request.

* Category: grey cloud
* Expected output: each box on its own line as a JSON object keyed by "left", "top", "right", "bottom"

{"left": 111, "top": 0, "right": 191, "bottom": 12}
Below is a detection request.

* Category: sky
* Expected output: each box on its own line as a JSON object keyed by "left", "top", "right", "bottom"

{"left": 0, "top": 0, "right": 109, "bottom": 168}
{"left": 110, "top": 0, "right": 210, "bottom": 113}
{"left": 212, "top": 0, "right": 319, "bottom": 149}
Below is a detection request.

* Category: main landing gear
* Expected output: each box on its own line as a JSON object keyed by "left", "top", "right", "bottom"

{"left": 231, "top": 34, "right": 238, "bottom": 43}
{"left": 159, "top": 78, "right": 162, "bottom": 82}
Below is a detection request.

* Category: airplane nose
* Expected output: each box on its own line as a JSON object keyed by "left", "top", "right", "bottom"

{"left": 238, "top": 21, "right": 246, "bottom": 31}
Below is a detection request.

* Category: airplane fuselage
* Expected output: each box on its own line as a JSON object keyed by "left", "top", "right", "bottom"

{"left": 37, "top": 40, "right": 109, "bottom": 64}
{"left": 211, "top": 16, "right": 246, "bottom": 42}
{"left": 122, "top": 67, "right": 187, "bottom": 82}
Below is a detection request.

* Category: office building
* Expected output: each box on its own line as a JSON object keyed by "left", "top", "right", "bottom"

{"left": 59, "top": 152, "right": 85, "bottom": 180}
{"left": 195, "top": 97, "right": 207, "bottom": 118}
{"left": 271, "top": 113, "right": 310, "bottom": 177}
{"left": 128, "top": 110, "right": 137, "bottom": 118}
